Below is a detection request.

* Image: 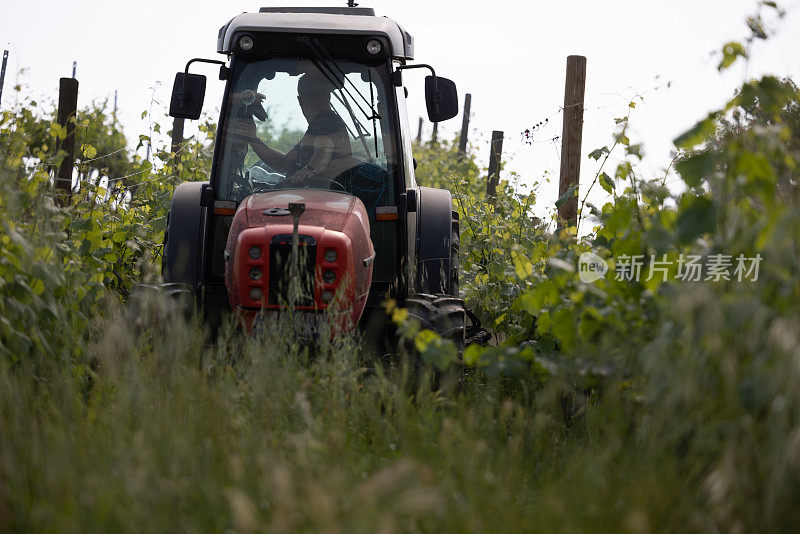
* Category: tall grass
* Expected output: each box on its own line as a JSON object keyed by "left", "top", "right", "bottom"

{"left": 4, "top": 271, "right": 800, "bottom": 532}
{"left": 0, "top": 296, "right": 564, "bottom": 532}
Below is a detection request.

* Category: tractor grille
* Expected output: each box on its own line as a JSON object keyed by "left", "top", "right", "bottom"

{"left": 268, "top": 234, "right": 317, "bottom": 307}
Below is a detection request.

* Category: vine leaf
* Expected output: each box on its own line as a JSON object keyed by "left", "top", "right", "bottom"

{"left": 674, "top": 113, "right": 719, "bottom": 149}
{"left": 675, "top": 150, "right": 713, "bottom": 188}
{"left": 589, "top": 146, "right": 610, "bottom": 161}
{"left": 555, "top": 184, "right": 578, "bottom": 208}
{"left": 676, "top": 195, "right": 716, "bottom": 244}
{"left": 718, "top": 41, "right": 747, "bottom": 71}
{"left": 599, "top": 172, "right": 614, "bottom": 194}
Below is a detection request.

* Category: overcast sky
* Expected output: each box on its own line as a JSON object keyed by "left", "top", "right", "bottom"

{"left": 2, "top": 0, "right": 799, "bottom": 220}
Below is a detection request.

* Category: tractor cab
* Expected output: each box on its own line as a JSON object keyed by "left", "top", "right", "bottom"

{"left": 163, "top": 6, "right": 463, "bottom": 340}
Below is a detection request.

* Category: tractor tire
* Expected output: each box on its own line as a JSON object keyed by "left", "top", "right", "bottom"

{"left": 406, "top": 293, "right": 466, "bottom": 352}
{"left": 450, "top": 212, "right": 460, "bottom": 297}
{"left": 160, "top": 211, "right": 170, "bottom": 276}
{"left": 162, "top": 181, "right": 205, "bottom": 290}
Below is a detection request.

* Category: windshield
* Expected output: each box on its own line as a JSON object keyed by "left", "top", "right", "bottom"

{"left": 215, "top": 58, "right": 397, "bottom": 216}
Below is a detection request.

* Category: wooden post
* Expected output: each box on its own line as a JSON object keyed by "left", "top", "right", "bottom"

{"left": 171, "top": 117, "right": 185, "bottom": 165}
{"left": 416, "top": 117, "right": 423, "bottom": 144}
{"left": 0, "top": 50, "right": 8, "bottom": 107}
{"left": 486, "top": 130, "right": 504, "bottom": 202}
{"left": 56, "top": 77, "right": 79, "bottom": 204}
{"left": 458, "top": 93, "right": 472, "bottom": 154}
{"left": 557, "top": 55, "right": 587, "bottom": 227}
{"left": 431, "top": 121, "right": 438, "bottom": 144}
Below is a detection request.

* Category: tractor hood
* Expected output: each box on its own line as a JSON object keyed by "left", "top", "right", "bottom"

{"left": 225, "top": 188, "right": 375, "bottom": 332}
{"left": 240, "top": 189, "right": 368, "bottom": 232}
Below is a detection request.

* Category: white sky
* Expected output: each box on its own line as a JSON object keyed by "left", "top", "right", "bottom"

{"left": 2, "top": 0, "right": 799, "bottom": 221}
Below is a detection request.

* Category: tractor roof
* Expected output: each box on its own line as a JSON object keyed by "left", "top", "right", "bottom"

{"left": 217, "top": 6, "right": 414, "bottom": 60}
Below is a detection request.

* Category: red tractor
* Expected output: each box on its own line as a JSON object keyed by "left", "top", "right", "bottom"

{"left": 162, "top": 5, "right": 479, "bottom": 346}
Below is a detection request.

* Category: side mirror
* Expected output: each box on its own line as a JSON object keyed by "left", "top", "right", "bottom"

{"left": 169, "top": 72, "right": 206, "bottom": 120}
{"left": 425, "top": 76, "right": 458, "bottom": 122}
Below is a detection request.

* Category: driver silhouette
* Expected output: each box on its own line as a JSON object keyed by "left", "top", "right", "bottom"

{"left": 242, "top": 71, "right": 353, "bottom": 186}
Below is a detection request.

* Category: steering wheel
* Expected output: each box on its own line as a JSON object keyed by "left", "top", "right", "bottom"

{"left": 275, "top": 175, "right": 348, "bottom": 193}
{"left": 328, "top": 179, "right": 348, "bottom": 193}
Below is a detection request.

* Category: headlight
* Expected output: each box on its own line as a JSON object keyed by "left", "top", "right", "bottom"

{"left": 324, "top": 249, "right": 337, "bottom": 263}
{"left": 323, "top": 270, "right": 336, "bottom": 284}
{"left": 249, "top": 287, "right": 263, "bottom": 301}
{"left": 238, "top": 35, "right": 254, "bottom": 52}
{"left": 366, "top": 39, "right": 382, "bottom": 55}
{"left": 249, "top": 267, "right": 262, "bottom": 281}
{"left": 321, "top": 290, "right": 334, "bottom": 303}
{"left": 249, "top": 246, "right": 262, "bottom": 260}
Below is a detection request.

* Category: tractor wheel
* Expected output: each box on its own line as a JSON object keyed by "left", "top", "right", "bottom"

{"left": 450, "top": 213, "right": 460, "bottom": 297}
{"left": 405, "top": 293, "right": 467, "bottom": 392}
{"left": 406, "top": 293, "right": 466, "bottom": 352}
{"left": 162, "top": 181, "right": 204, "bottom": 290}
{"left": 160, "top": 210, "right": 170, "bottom": 276}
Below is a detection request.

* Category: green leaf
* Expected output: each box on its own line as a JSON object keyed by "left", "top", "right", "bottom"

{"left": 738, "top": 76, "right": 795, "bottom": 116}
{"left": 578, "top": 313, "right": 600, "bottom": 340}
{"left": 625, "top": 144, "right": 643, "bottom": 159}
{"left": 50, "top": 123, "right": 67, "bottom": 140}
{"left": 518, "top": 290, "right": 541, "bottom": 315}
{"left": 555, "top": 184, "right": 577, "bottom": 209}
{"left": 81, "top": 144, "right": 97, "bottom": 159}
{"left": 463, "top": 344, "right": 484, "bottom": 366}
{"left": 139, "top": 161, "right": 152, "bottom": 182}
{"left": 732, "top": 151, "right": 773, "bottom": 186}
{"left": 71, "top": 218, "right": 91, "bottom": 232}
{"left": 512, "top": 250, "right": 534, "bottom": 279}
{"left": 675, "top": 150, "right": 713, "bottom": 188}
{"left": 746, "top": 16, "right": 768, "bottom": 40}
{"left": 615, "top": 162, "right": 632, "bottom": 182}
{"left": 640, "top": 181, "right": 670, "bottom": 204}
{"left": 588, "top": 146, "right": 610, "bottom": 161}
{"left": 30, "top": 279, "right": 45, "bottom": 296}
{"left": 551, "top": 308, "right": 576, "bottom": 350}
{"left": 414, "top": 329, "right": 457, "bottom": 371}
{"left": 518, "top": 280, "right": 559, "bottom": 316}
{"left": 718, "top": 41, "right": 747, "bottom": 71}
{"left": 600, "top": 197, "right": 635, "bottom": 237}
{"left": 536, "top": 311, "right": 552, "bottom": 336}
{"left": 409, "top": 322, "right": 432, "bottom": 349}
{"left": 642, "top": 224, "right": 672, "bottom": 253}
{"left": 599, "top": 172, "right": 614, "bottom": 194}
{"left": 674, "top": 113, "right": 719, "bottom": 149}
{"left": 676, "top": 195, "right": 716, "bottom": 244}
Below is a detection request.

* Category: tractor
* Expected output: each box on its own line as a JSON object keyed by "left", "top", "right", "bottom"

{"left": 163, "top": 5, "right": 480, "bottom": 347}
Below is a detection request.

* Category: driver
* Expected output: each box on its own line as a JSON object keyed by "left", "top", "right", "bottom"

{"left": 241, "top": 71, "right": 353, "bottom": 186}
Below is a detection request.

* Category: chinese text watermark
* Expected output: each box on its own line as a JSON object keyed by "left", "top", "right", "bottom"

{"left": 579, "top": 253, "right": 762, "bottom": 283}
